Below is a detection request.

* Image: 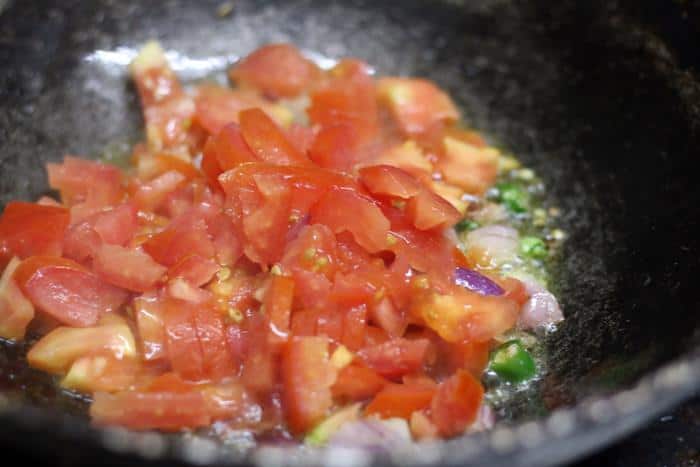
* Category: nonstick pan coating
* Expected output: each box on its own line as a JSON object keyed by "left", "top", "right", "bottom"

{"left": 0, "top": 1, "right": 699, "bottom": 466}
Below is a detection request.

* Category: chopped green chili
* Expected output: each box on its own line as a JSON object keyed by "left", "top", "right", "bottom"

{"left": 455, "top": 219, "right": 480, "bottom": 233}
{"left": 490, "top": 340, "right": 536, "bottom": 383}
{"left": 520, "top": 236, "right": 548, "bottom": 259}
{"left": 496, "top": 182, "right": 530, "bottom": 214}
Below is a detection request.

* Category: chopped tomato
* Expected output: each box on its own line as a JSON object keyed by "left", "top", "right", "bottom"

{"left": 410, "top": 411, "right": 439, "bottom": 440}
{"left": 91, "top": 390, "right": 210, "bottom": 431}
{"left": 230, "top": 44, "right": 320, "bottom": 99}
{"left": 239, "top": 108, "right": 311, "bottom": 167}
{"left": 93, "top": 244, "right": 167, "bottom": 292}
{"left": 436, "top": 137, "right": 498, "bottom": 195}
{"left": 137, "top": 153, "right": 200, "bottom": 181}
{"left": 281, "top": 336, "right": 337, "bottom": 434}
{"left": 62, "top": 354, "right": 141, "bottom": 393}
{"left": 92, "top": 203, "right": 139, "bottom": 246}
{"left": 168, "top": 254, "right": 219, "bottom": 287}
{"left": 416, "top": 289, "right": 519, "bottom": 343}
{"left": 358, "top": 337, "right": 430, "bottom": 379}
{"left": 235, "top": 312, "right": 278, "bottom": 393}
{"left": 194, "top": 84, "right": 292, "bottom": 135}
{"left": 0, "top": 42, "right": 548, "bottom": 441}
{"left": 193, "top": 304, "right": 235, "bottom": 382}
{"left": 308, "top": 59, "right": 378, "bottom": 146}
{"left": 405, "top": 188, "right": 461, "bottom": 230}
{"left": 134, "top": 293, "right": 167, "bottom": 361}
{"left": 143, "top": 213, "right": 215, "bottom": 267}
{"left": 207, "top": 123, "right": 258, "bottom": 174}
{"left": 132, "top": 170, "right": 187, "bottom": 211}
{"left": 47, "top": 157, "right": 124, "bottom": 208}
{"left": 14, "top": 256, "right": 128, "bottom": 327}
{"left": 308, "top": 125, "right": 365, "bottom": 172}
{"left": 341, "top": 305, "right": 368, "bottom": 351}
{"left": 310, "top": 188, "right": 390, "bottom": 254}
{"left": 286, "top": 124, "right": 315, "bottom": 155}
{"left": 358, "top": 165, "right": 423, "bottom": 199}
{"left": 377, "top": 78, "right": 459, "bottom": 135}
{"left": 130, "top": 42, "right": 195, "bottom": 152}
{"left": 0, "top": 257, "right": 35, "bottom": 340}
{"left": 332, "top": 363, "right": 387, "bottom": 402}
{"left": 497, "top": 276, "right": 530, "bottom": 307}
{"left": 0, "top": 202, "right": 70, "bottom": 262}
{"left": 365, "top": 383, "right": 436, "bottom": 420}
{"left": 162, "top": 298, "right": 205, "bottom": 381}
{"left": 430, "top": 370, "right": 483, "bottom": 437}
{"left": 265, "top": 275, "right": 295, "bottom": 344}
{"left": 370, "top": 297, "right": 407, "bottom": 338}
{"left": 27, "top": 317, "right": 136, "bottom": 374}
{"left": 374, "top": 140, "right": 433, "bottom": 175}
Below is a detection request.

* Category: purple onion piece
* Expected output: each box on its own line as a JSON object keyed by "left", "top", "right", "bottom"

{"left": 454, "top": 267, "right": 504, "bottom": 296}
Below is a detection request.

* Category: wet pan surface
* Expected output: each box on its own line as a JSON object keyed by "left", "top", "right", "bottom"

{"left": 1, "top": 1, "right": 699, "bottom": 465}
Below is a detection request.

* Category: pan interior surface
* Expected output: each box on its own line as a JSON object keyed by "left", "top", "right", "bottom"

{"left": 1, "top": 0, "right": 699, "bottom": 465}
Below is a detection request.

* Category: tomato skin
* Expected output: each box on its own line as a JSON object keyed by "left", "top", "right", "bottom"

{"left": 14, "top": 256, "right": 128, "bottom": 327}
{"left": 93, "top": 244, "right": 167, "bottom": 292}
{"left": 310, "top": 187, "right": 390, "bottom": 254}
{"left": 358, "top": 338, "right": 430, "bottom": 380}
{"left": 430, "top": 369, "right": 484, "bottom": 437}
{"left": 239, "top": 108, "right": 311, "bottom": 167}
{"left": 281, "top": 336, "right": 337, "bottom": 434}
{"left": 0, "top": 202, "right": 70, "bottom": 262}
{"left": 365, "top": 383, "right": 436, "bottom": 420}
{"left": 0, "top": 257, "right": 35, "bottom": 340}
{"left": 331, "top": 363, "right": 387, "bottom": 402}
{"left": 91, "top": 390, "right": 211, "bottom": 431}
{"left": 230, "top": 44, "right": 320, "bottom": 99}
{"left": 358, "top": 165, "right": 423, "bottom": 199}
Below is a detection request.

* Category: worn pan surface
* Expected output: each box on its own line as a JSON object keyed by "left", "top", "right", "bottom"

{"left": 1, "top": 0, "right": 699, "bottom": 466}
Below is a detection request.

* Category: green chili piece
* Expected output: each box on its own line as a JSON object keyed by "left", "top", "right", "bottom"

{"left": 497, "top": 182, "right": 529, "bottom": 213}
{"left": 520, "top": 236, "right": 548, "bottom": 259}
{"left": 490, "top": 340, "right": 536, "bottom": 383}
{"left": 455, "top": 219, "right": 480, "bottom": 233}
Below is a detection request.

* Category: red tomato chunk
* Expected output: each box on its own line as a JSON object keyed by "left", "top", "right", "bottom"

{"left": 0, "top": 42, "right": 534, "bottom": 443}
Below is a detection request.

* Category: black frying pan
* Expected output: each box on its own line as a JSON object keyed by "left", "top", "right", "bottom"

{"left": 1, "top": 1, "right": 699, "bottom": 466}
